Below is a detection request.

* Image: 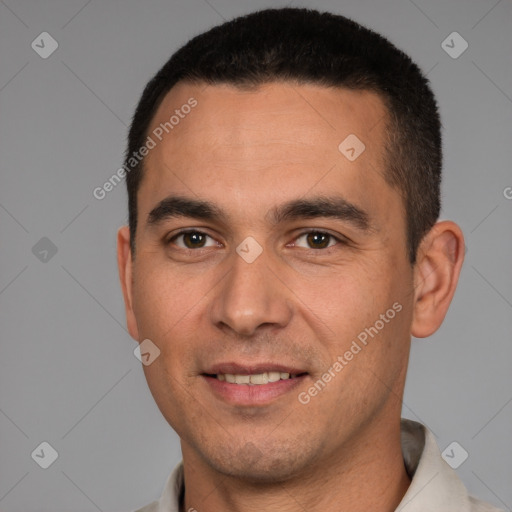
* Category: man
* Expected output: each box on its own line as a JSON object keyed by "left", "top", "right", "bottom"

{"left": 117, "top": 7, "right": 501, "bottom": 512}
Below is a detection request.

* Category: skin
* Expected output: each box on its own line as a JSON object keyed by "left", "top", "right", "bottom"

{"left": 117, "top": 81, "right": 464, "bottom": 512}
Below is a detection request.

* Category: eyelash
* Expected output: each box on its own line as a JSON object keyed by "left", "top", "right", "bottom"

{"left": 166, "top": 228, "right": 348, "bottom": 252}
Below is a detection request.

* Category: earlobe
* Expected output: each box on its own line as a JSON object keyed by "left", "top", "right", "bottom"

{"left": 411, "top": 221, "right": 465, "bottom": 338}
{"left": 117, "top": 226, "right": 140, "bottom": 341}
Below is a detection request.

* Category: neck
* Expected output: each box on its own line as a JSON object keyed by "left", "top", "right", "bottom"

{"left": 181, "top": 416, "right": 411, "bottom": 512}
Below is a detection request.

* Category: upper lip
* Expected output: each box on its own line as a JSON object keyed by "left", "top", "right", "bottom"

{"left": 204, "top": 362, "right": 308, "bottom": 376}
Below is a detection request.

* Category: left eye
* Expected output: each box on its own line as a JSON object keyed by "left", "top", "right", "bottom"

{"left": 293, "top": 231, "right": 340, "bottom": 249}
{"left": 170, "top": 231, "right": 218, "bottom": 249}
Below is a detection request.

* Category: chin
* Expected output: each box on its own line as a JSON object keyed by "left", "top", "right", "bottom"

{"left": 200, "top": 437, "right": 317, "bottom": 484}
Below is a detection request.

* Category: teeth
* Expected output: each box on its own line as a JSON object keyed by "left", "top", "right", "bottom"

{"left": 216, "top": 372, "right": 295, "bottom": 385}
{"left": 267, "top": 371, "right": 281, "bottom": 383}
{"left": 235, "top": 374, "right": 250, "bottom": 384}
{"left": 250, "top": 373, "right": 268, "bottom": 385}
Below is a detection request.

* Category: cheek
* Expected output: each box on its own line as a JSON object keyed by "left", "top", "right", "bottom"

{"left": 131, "top": 260, "right": 217, "bottom": 386}
{"left": 132, "top": 259, "right": 203, "bottom": 338}
{"left": 304, "top": 263, "right": 384, "bottom": 329}
{"left": 307, "top": 255, "right": 412, "bottom": 354}
{"left": 133, "top": 264, "right": 201, "bottom": 409}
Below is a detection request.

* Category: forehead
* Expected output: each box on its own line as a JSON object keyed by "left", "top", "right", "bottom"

{"left": 139, "top": 81, "right": 397, "bottom": 228}
{"left": 148, "top": 80, "right": 387, "bottom": 157}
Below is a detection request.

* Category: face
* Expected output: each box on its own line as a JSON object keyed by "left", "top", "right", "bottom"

{"left": 120, "top": 82, "right": 417, "bottom": 482}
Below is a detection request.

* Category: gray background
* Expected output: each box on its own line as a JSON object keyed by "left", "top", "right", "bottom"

{"left": 0, "top": 0, "right": 511, "bottom": 511}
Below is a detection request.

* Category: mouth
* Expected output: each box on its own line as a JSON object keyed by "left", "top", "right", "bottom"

{"left": 201, "top": 363, "right": 308, "bottom": 406}
{"left": 205, "top": 371, "right": 306, "bottom": 385}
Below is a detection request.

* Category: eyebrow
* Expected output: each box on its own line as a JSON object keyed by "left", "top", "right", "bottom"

{"left": 147, "top": 196, "right": 227, "bottom": 227}
{"left": 146, "top": 195, "right": 372, "bottom": 232}
{"left": 267, "top": 196, "right": 372, "bottom": 231}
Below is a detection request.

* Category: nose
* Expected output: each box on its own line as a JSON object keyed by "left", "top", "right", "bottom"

{"left": 209, "top": 243, "right": 293, "bottom": 337}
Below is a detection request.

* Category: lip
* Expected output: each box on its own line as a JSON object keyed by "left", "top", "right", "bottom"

{"left": 203, "top": 375, "right": 307, "bottom": 406}
{"left": 202, "top": 362, "right": 308, "bottom": 406}
{"left": 205, "top": 362, "right": 307, "bottom": 376}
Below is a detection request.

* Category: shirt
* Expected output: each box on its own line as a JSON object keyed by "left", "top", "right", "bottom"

{"left": 133, "top": 418, "right": 503, "bottom": 512}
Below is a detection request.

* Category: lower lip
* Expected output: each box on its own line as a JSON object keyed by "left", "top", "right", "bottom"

{"left": 202, "top": 375, "right": 307, "bottom": 406}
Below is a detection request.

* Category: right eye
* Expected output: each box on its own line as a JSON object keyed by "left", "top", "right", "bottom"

{"left": 167, "top": 230, "right": 219, "bottom": 250}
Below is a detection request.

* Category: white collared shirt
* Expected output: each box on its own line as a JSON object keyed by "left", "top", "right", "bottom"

{"left": 133, "top": 419, "right": 503, "bottom": 512}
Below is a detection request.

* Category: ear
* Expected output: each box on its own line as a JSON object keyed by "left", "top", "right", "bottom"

{"left": 411, "top": 221, "right": 465, "bottom": 338}
{"left": 117, "top": 226, "right": 140, "bottom": 341}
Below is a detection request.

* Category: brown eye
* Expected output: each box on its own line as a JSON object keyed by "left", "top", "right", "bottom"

{"left": 305, "top": 232, "right": 331, "bottom": 249}
{"left": 169, "top": 231, "right": 217, "bottom": 249}
{"left": 182, "top": 232, "right": 206, "bottom": 248}
{"left": 293, "top": 231, "right": 340, "bottom": 250}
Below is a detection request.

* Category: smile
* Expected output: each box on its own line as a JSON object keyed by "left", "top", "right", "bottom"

{"left": 213, "top": 372, "right": 300, "bottom": 384}
{"left": 202, "top": 365, "right": 308, "bottom": 406}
